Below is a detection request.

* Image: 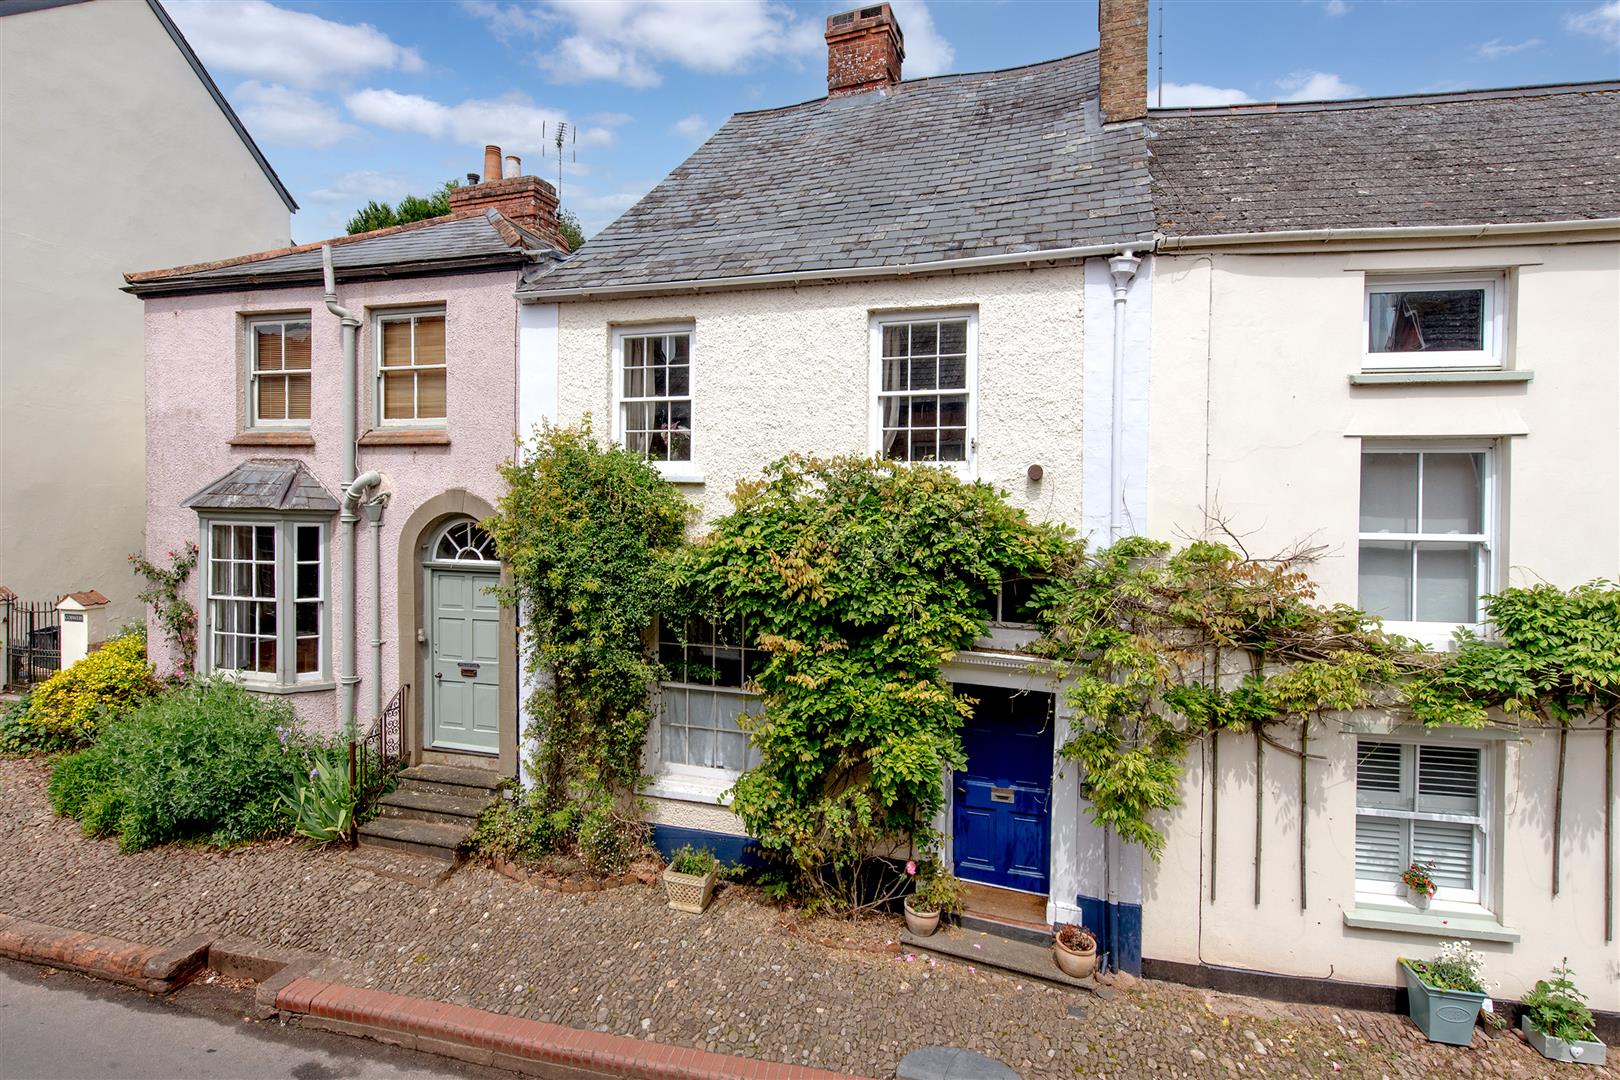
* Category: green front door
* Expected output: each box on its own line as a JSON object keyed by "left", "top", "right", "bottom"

{"left": 428, "top": 568, "right": 500, "bottom": 753}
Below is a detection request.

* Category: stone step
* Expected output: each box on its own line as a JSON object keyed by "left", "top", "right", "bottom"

{"left": 901, "top": 924, "right": 1113, "bottom": 998}
{"left": 396, "top": 763, "right": 505, "bottom": 799}
{"left": 356, "top": 816, "right": 471, "bottom": 863}
{"left": 378, "top": 786, "right": 496, "bottom": 827}
{"left": 341, "top": 845, "right": 457, "bottom": 888}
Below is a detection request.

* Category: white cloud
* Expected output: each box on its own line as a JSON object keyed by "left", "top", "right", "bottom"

{"left": 1565, "top": 1, "right": 1620, "bottom": 47}
{"left": 1153, "top": 82, "right": 1253, "bottom": 107}
{"left": 888, "top": 0, "right": 954, "bottom": 77}
{"left": 671, "top": 113, "right": 712, "bottom": 139}
{"left": 1321, "top": 0, "right": 1349, "bottom": 16}
{"left": 1475, "top": 37, "right": 1542, "bottom": 59}
{"left": 166, "top": 0, "right": 423, "bottom": 89}
{"left": 591, "top": 111, "right": 635, "bottom": 127}
{"left": 307, "top": 170, "right": 412, "bottom": 204}
{"left": 344, "top": 88, "right": 613, "bottom": 157}
{"left": 1276, "top": 70, "right": 1362, "bottom": 101}
{"left": 233, "top": 81, "right": 356, "bottom": 148}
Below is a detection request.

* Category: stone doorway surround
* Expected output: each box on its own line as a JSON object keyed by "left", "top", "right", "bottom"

{"left": 395, "top": 489, "right": 518, "bottom": 779}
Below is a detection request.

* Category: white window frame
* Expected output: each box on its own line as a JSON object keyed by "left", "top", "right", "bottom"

{"left": 1363, "top": 274, "right": 1505, "bottom": 371}
{"left": 246, "top": 316, "right": 313, "bottom": 429}
{"left": 373, "top": 308, "right": 447, "bottom": 428}
{"left": 611, "top": 324, "right": 697, "bottom": 481}
{"left": 868, "top": 310, "right": 978, "bottom": 477}
{"left": 1358, "top": 441, "right": 1496, "bottom": 649}
{"left": 646, "top": 617, "right": 762, "bottom": 801}
{"left": 1353, "top": 735, "right": 1494, "bottom": 911}
{"left": 198, "top": 516, "right": 330, "bottom": 689}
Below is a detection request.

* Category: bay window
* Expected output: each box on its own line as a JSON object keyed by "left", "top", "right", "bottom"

{"left": 202, "top": 518, "right": 327, "bottom": 686}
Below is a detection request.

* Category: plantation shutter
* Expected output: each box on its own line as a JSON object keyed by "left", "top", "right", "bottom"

{"left": 1417, "top": 744, "right": 1480, "bottom": 814}
{"left": 1412, "top": 820, "right": 1475, "bottom": 889}
{"left": 1354, "top": 816, "right": 1406, "bottom": 881}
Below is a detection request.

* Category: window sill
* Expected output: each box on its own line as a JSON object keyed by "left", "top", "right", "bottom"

{"left": 1349, "top": 370, "right": 1533, "bottom": 386}
{"left": 359, "top": 429, "right": 450, "bottom": 447}
{"left": 652, "top": 466, "right": 705, "bottom": 485}
{"left": 1343, "top": 904, "right": 1519, "bottom": 943}
{"left": 646, "top": 769, "right": 737, "bottom": 806}
{"left": 230, "top": 431, "right": 315, "bottom": 448}
{"left": 233, "top": 679, "right": 336, "bottom": 696}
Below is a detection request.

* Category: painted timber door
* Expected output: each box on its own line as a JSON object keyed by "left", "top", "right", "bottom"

{"left": 428, "top": 568, "right": 500, "bottom": 753}
{"left": 952, "top": 684, "right": 1055, "bottom": 894}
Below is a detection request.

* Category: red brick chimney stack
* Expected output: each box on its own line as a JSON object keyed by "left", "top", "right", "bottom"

{"left": 825, "top": 4, "right": 905, "bottom": 97}
{"left": 1098, "top": 0, "right": 1148, "bottom": 124}
{"left": 449, "top": 143, "right": 567, "bottom": 251}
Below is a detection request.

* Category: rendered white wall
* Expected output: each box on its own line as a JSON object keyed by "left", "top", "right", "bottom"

{"left": 1144, "top": 238, "right": 1620, "bottom": 1004}
{"left": 1, "top": 0, "right": 291, "bottom": 620}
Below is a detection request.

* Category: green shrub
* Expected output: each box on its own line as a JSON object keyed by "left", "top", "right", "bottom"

{"left": 668, "top": 844, "right": 718, "bottom": 877}
{"left": 0, "top": 694, "right": 80, "bottom": 756}
{"left": 21, "top": 635, "right": 160, "bottom": 747}
{"left": 282, "top": 742, "right": 354, "bottom": 844}
{"left": 48, "top": 680, "right": 304, "bottom": 851}
{"left": 1523, "top": 961, "right": 1597, "bottom": 1044}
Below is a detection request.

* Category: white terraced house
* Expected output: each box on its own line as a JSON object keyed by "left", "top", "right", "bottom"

{"left": 128, "top": 0, "right": 1619, "bottom": 1036}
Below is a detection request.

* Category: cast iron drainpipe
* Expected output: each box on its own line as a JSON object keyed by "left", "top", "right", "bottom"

{"left": 322, "top": 244, "right": 382, "bottom": 737}
{"left": 363, "top": 492, "right": 389, "bottom": 721}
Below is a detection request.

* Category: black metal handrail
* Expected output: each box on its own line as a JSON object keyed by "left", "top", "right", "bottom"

{"left": 349, "top": 684, "right": 407, "bottom": 840}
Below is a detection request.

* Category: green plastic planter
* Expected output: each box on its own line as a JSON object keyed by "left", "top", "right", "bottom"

{"left": 1401, "top": 961, "right": 1485, "bottom": 1046}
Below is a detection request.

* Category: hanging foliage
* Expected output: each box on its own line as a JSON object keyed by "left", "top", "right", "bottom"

{"left": 484, "top": 421, "right": 691, "bottom": 870}
{"left": 671, "top": 455, "right": 1065, "bottom": 911}
{"left": 1032, "top": 536, "right": 1418, "bottom": 861}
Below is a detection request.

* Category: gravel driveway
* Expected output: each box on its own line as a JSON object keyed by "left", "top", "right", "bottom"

{"left": 0, "top": 758, "right": 1580, "bottom": 1079}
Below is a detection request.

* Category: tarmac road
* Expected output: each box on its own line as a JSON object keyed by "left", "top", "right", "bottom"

{"left": 0, "top": 958, "right": 505, "bottom": 1080}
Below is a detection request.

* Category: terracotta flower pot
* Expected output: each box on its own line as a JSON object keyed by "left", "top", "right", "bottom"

{"left": 903, "top": 900, "right": 941, "bottom": 937}
{"left": 1054, "top": 930, "right": 1098, "bottom": 979}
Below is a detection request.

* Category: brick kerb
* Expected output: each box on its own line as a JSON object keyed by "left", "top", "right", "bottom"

{"left": 0, "top": 915, "right": 206, "bottom": 994}
{"left": 277, "top": 976, "right": 866, "bottom": 1080}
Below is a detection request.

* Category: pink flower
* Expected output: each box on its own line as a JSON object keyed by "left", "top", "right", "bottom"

{"left": 905, "top": 860, "right": 917, "bottom": 876}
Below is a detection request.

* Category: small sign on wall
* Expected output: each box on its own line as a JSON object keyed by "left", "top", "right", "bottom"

{"left": 63, "top": 612, "right": 84, "bottom": 623}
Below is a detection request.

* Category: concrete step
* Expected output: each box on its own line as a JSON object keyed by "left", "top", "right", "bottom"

{"left": 341, "top": 846, "right": 456, "bottom": 888}
{"left": 356, "top": 816, "right": 471, "bottom": 863}
{"left": 901, "top": 924, "right": 1113, "bottom": 997}
{"left": 378, "top": 786, "right": 495, "bottom": 827}
{"left": 396, "top": 763, "right": 505, "bottom": 800}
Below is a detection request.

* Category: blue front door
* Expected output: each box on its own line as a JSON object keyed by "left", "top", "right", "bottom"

{"left": 952, "top": 684, "right": 1055, "bottom": 894}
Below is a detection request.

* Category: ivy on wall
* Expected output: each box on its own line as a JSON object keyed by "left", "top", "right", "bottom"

{"left": 484, "top": 422, "right": 1617, "bottom": 919}
{"left": 669, "top": 455, "right": 1065, "bottom": 911}
{"left": 484, "top": 421, "right": 690, "bottom": 872}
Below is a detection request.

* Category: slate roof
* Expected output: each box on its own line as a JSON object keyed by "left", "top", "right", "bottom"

{"left": 126, "top": 210, "right": 555, "bottom": 296}
{"left": 1148, "top": 82, "right": 1620, "bottom": 238}
{"left": 183, "top": 459, "right": 338, "bottom": 513}
{"left": 521, "top": 51, "right": 1154, "bottom": 297}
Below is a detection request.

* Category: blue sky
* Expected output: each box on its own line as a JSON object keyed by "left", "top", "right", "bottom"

{"left": 164, "top": 0, "right": 1620, "bottom": 243}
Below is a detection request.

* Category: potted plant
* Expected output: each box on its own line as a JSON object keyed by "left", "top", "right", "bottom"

{"left": 662, "top": 844, "right": 720, "bottom": 914}
{"left": 902, "top": 859, "right": 961, "bottom": 937}
{"left": 1401, "top": 861, "right": 1437, "bottom": 910}
{"left": 1522, "top": 960, "right": 1606, "bottom": 1065}
{"left": 1400, "top": 940, "right": 1491, "bottom": 1046}
{"left": 1053, "top": 924, "right": 1099, "bottom": 980}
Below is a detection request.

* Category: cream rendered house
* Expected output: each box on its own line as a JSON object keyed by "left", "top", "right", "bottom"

{"left": 517, "top": 1, "right": 1159, "bottom": 967}
{"left": 1142, "top": 85, "right": 1620, "bottom": 1016}
{"left": 0, "top": 0, "right": 295, "bottom": 625}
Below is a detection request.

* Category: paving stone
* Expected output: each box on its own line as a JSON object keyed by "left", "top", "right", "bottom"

{"left": 0, "top": 758, "right": 1574, "bottom": 1079}
{"left": 898, "top": 1045, "right": 1022, "bottom": 1079}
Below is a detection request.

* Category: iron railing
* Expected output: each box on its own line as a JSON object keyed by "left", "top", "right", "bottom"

{"left": 349, "top": 684, "right": 407, "bottom": 838}
{"left": 3, "top": 598, "right": 61, "bottom": 690}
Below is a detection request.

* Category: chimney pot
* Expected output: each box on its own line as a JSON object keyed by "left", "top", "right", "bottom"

{"left": 483, "top": 144, "right": 502, "bottom": 183}
{"left": 504, "top": 154, "right": 521, "bottom": 179}
{"left": 824, "top": 3, "right": 904, "bottom": 97}
{"left": 466, "top": 172, "right": 480, "bottom": 186}
{"left": 1098, "top": 0, "right": 1148, "bottom": 124}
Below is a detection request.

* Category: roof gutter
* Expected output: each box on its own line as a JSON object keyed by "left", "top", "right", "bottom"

{"left": 517, "top": 240, "right": 1155, "bottom": 302}
{"left": 1156, "top": 217, "right": 1620, "bottom": 251}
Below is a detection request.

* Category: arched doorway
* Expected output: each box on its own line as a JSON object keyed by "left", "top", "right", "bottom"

{"left": 421, "top": 517, "right": 502, "bottom": 754}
